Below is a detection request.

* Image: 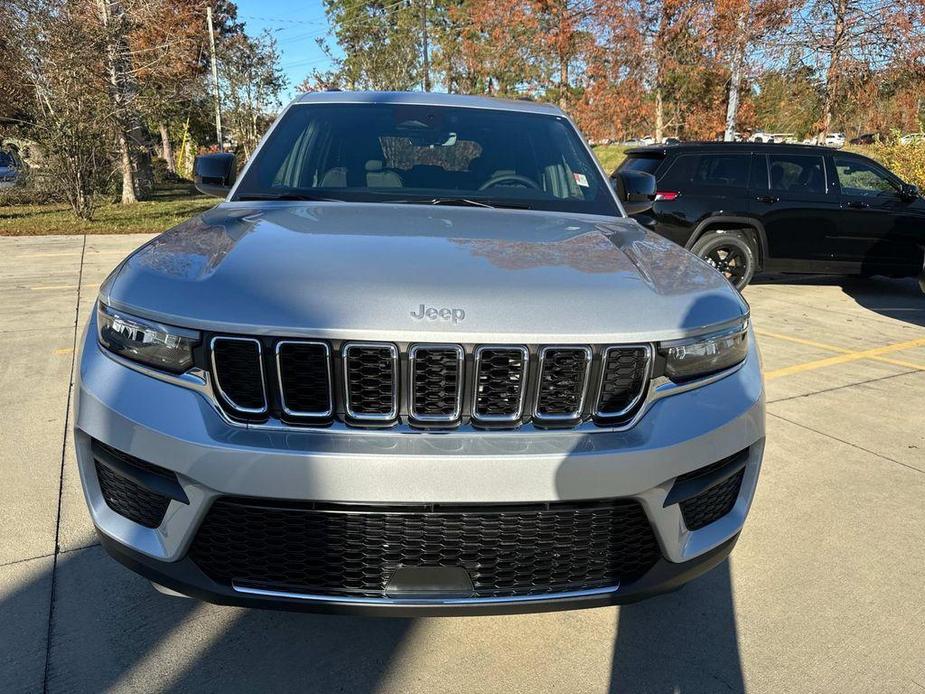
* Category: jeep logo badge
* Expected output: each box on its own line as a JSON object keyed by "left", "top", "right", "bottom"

{"left": 411, "top": 304, "right": 466, "bottom": 324}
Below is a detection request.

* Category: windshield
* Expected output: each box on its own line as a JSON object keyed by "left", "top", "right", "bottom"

{"left": 233, "top": 103, "right": 619, "bottom": 216}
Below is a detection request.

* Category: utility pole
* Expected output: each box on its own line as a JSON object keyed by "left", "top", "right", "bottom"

{"left": 420, "top": 0, "right": 430, "bottom": 92}
{"left": 206, "top": 6, "right": 223, "bottom": 149}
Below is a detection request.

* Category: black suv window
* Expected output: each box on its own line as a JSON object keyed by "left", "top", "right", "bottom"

{"left": 659, "top": 153, "right": 750, "bottom": 192}
{"left": 833, "top": 157, "right": 898, "bottom": 197}
{"left": 767, "top": 154, "right": 827, "bottom": 195}
{"left": 620, "top": 155, "right": 662, "bottom": 175}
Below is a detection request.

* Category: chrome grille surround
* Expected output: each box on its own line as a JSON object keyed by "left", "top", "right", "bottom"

{"left": 533, "top": 346, "right": 593, "bottom": 422}
{"left": 342, "top": 342, "right": 400, "bottom": 422}
{"left": 593, "top": 344, "right": 654, "bottom": 419}
{"left": 408, "top": 344, "right": 465, "bottom": 423}
{"left": 209, "top": 336, "right": 268, "bottom": 415}
{"left": 472, "top": 345, "right": 530, "bottom": 423}
{"left": 275, "top": 340, "right": 333, "bottom": 418}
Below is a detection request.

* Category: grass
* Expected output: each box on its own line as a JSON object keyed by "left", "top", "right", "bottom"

{"left": 592, "top": 144, "right": 629, "bottom": 174}
{"left": 0, "top": 186, "right": 215, "bottom": 236}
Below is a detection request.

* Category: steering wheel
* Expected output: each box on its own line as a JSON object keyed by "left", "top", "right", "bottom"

{"left": 478, "top": 173, "right": 541, "bottom": 191}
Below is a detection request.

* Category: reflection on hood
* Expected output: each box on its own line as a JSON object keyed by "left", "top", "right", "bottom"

{"left": 452, "top": 231, "right": 626, "bottom": 273}
{"left": 133, "top": 211, "right": 253, "bottom": 281}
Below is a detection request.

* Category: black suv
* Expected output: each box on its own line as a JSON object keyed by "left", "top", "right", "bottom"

{"left": 617, "top": 143, "right": 925, "bottom": 289}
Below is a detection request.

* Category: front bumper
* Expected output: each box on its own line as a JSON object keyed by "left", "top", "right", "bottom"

{"left": 75, "top": 318, "right": 765, "bottom": 614}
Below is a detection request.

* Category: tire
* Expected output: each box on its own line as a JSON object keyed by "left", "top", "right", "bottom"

{"left": 691, "top": 230, "right": 757, "bottom": 291}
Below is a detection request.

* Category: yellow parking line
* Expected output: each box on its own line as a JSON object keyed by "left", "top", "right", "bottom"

{"left": 29, "top": 284, "right": 79, "bottom": 291}
{"left": 756, "top": 330, "right": 854, "bottom": 354}
{"left": 763, "top": 335, "right": 925, "bottom": 380}
{"left": 758, "top": 330, "right": 925, "bottom": 372}
{"left": 54, "top": 347, "right": 74, "bottom": 356}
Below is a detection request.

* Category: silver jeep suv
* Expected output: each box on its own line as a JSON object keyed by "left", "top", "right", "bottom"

{"left": 75, "top": 92, "right": 765, "bottom": 616}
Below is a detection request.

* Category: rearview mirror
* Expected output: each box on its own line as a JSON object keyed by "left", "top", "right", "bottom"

{"left": 900, "top": 183, "right": 920, "bottom": 202}
{"left": 193, "top": 153, "right": 236, "bottom": 198}
{"left": 611, "top": 170, "right": 656, "bottom": 215}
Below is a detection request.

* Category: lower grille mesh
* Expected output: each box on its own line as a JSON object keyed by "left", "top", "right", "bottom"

{"left": 189, "top": 498, "right": 661, "bottom": 598}
{"left": 95, "top": 461, "right": 170, "bottom": 528}
{"left": 680, "top": 470, "right": 745, "bottom": 530}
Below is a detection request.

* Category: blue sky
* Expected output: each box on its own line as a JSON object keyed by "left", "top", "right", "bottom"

{"left": 234, "top": 0, "right": 341, "bottom": 100}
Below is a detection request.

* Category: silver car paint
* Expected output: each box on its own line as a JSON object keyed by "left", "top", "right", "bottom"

{"left": 103, "top": 203, "right": 747, "bottom": 344}
{"left": 75, "top": 311, "right": 765, "bottom": 565}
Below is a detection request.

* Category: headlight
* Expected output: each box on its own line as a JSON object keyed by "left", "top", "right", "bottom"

{"left": 97, "top": 303, "right": 199, "bottom": 373}
{"left": 661, "top": 317, "right": 749, "bottom": 381}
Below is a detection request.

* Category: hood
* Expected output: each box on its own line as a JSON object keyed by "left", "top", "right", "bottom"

{"left": 104, "top": 202, "right": 747, "bottom": 343}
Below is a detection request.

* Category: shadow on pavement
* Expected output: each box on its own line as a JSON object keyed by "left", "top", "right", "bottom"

{"left": 753, "top": 273, "right": 925, "bottom": 328}
{"left": 610, "top": 560, "right": 744, "bottom": 693}
{"left": 1, "top": 547, "right": 413, "bottom": 693}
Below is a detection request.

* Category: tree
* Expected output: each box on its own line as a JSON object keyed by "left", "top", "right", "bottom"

{"left": 217, "top": 30, "right": 286, "bottom": 159}
{"left": 787, "top": 0, "right": 925, "bottom": 138}
{"left": 16, "top": 0, "right": 112, "bottom": 218}
{"left": 712, "top": 0, "right": 794, "bottom": 140}
{"left": 318, "top": 0, "right": 422, "bottom": 91}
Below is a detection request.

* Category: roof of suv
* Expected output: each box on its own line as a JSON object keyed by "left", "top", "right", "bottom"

{"left": 293, "top": 90, "right": 565, "bottom": 116}
{"left": 624, "top": 142, "right": 839, "bottom": 157}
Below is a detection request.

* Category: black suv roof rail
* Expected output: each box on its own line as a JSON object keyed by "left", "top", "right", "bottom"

{"left": 624, "top": 142, "right": 834, "bottom": 156}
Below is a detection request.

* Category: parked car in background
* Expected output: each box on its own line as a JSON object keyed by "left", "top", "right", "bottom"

{"left": 822, "top": 133, "right": 846, "bottom": 148}
{"left": 849, "top": 133, "right": 879, "bottom": 145}
{"left": 0, "top": 149, "right": 20, "bottom": 189}
{"left": 749, "top": 132, "right": 795, "bottom": 144}
{"left": 617, "top": 142, "right": 925, "bottom": 290}
{"left": 75, "top": 91, "right": 765, "bottom": 615}
{"left": 899, "top": 132, "right": 925, "bottom": 145}
{"left": 662, "top": 137, "right": 681, "bottom": 145}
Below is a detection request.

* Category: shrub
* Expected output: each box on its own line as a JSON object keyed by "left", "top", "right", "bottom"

{"left": 862, "top": 143, "right": 925, "bottom": 189}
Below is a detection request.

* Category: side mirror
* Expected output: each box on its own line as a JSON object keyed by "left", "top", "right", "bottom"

{"left": 899, "top": 183, "right": 920, "bottom": 202}
{"left": 193, "top": 153, "right": 236, "bottom": 198}
{"left": 611, "top": 170, "right": 657, "bottom": 215}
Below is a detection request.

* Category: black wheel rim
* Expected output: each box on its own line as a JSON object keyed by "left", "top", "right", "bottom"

{"left": 704, "top": 245, "right": 748, "bottom": 286}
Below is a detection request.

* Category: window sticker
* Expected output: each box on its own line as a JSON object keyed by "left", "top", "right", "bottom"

{"left": 573, "top": 172, "right": 589, "bottom": 187}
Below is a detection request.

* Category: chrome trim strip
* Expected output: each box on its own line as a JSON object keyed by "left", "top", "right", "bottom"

{"left": 471, "top": 345, "right": 530, "bottom": 423}
{"left": 408, "top": 344, "right": 465, "bottom": 423}
{"left": 342, "top": 342, "right": 399, "bottom": 422}
{"left": 275, "top": 340, "right": 334, "bottom": 418}
{"left": 533, "top": 345, "right": 592, "bottom": 422}
{"left": 232, "top": 582, "right": 621, "bottom": 605}
{"left": 209, "top": 336, "right": 268, "bottom": 415}
{"left": 593, "top": 344, "right": 654, "bottom": 419}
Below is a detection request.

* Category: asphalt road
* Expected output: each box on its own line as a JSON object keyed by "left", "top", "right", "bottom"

{"left": 1, "top": 234, "right": 924, "bottom": 693}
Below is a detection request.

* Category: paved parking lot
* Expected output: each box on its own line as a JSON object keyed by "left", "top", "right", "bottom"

{"left": 1, "top": 233, "right": 923, "bottom": 693}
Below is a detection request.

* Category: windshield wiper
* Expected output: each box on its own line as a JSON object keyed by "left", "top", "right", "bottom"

{"left": 428, "top": 197, "right": 495, "bottom": 208}
{"left": 236, "top": 193, "right": 342, "bottom": 202}
{"left": 384, "top": 197, "right": 531, "bottom": 210}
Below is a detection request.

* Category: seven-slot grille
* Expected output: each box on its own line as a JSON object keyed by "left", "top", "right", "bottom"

{"left": 209, "top": 339, "right": 652, "bottom": 427}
